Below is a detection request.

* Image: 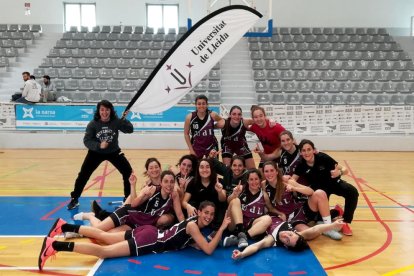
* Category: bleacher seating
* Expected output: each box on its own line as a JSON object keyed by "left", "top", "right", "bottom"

{"left": 249, "top": 27, "right": 413, "bottom": 105}
{"left": 28, "top": 25, "right": 221, "bottom": 103}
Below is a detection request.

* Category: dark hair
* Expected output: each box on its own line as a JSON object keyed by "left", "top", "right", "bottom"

{"left": 42, "top": 75, "right": 51, "bottom": 80}
{"left": 94, "top": 100, "right": 117, "bottom": 121}
{"left": 145, "top": 157, "right": 161, "bottom": 171}
{"left": 298, "top": 139, "right": 315, "bottom": 151}
{"left": 30, "top": 75, "right": 36, "bottom": 80}
{"left": 177, "top": 154, "right": 198, "bottom": 177}
{"left": 262, "top": 161, "right": 284, "bottom": 203}
{"left": 161, "top": 170, "right": 175, "bottom": 181}
{"left": 246, "top": 168, "right": 262, "bottom": 181}
{"left": 280, "top": 130, "right": 294, "bottom": 139}
{"left": 287, "top": 233, "right": 309, "bottom": 252}
{"left": 195, "top": 158, "right": 217, "bottom": 185}
{"left": 250, "top": 105, "right": 266, "bottom": 118}
{"left": 199, "top": 200, "right": 216, "bottom": 211}
{"left": 230, "top": 155, "right": 246, "bottom": 167}
{"left": 22, "top": 72, "right": 30, "bottom": 77}
{"left": 195, "top": 94, "right": 208, "bottom": 104}
{"left": 223, "top": 105, "right": 242, "bottom": 138}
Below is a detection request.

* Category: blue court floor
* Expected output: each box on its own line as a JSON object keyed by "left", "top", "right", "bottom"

{"left": 0, "top": 196, "right": 326, "bottom": 275}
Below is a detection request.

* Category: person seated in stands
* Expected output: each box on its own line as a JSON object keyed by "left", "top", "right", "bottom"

{"left": 13, "top": 72, "right": 41, "bottom": 103}
{"left": 40, "top": 75, "right": 56, "bottom": 102}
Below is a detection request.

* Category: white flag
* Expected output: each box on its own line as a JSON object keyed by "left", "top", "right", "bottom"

{"left": 126, "top": 5, "right": 262, "bottom": 114}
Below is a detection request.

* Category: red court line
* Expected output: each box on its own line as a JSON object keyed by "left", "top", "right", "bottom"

{"left": 218, "top": 274, "right": 237, "bottom": 276}
{"left": 354, "top": 219, "right": 414, "bottom": 222}
{"left": 184, "top": 269, "right": 203, "bottom": 275}
{"left": 288, "top": 272, "right": 307, "bottom": 275}
{"left": 97, "top": 161, "right": 109, "bottom": 197}
{"left": 154, "top": 265, "right": 170, "bottom": 270}
{"left": 359, "top": 181, "right": 414, "bottom": 214}
{"left": 40, "top": 162, "right": 115, "bottom": 220}
{"left": 40, "top": 200, "right": 71, "bottom": 220}
{"left": 255, "top": 273, "right": 273, "bottom": 276}
{"left": 0, "top": 264, "right": 80, "bottom": 276}
{"left": 128, "top": 259, "right": 142, "bottom": 265}
{"left": 324, "top": 160, "right": 393, "bottom": 271}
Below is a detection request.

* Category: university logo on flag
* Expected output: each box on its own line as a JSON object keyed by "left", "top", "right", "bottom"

{"left": 126, "top": 5, "right": 262, "bottom": 115}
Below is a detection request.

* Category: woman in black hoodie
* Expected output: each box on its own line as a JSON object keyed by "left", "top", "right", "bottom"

{"left": 67, "top": 100, "right": 133, "bottom": 210}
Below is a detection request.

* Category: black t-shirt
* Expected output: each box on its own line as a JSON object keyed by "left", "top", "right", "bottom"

{"left": 294, "top": 152, "right": 340, "bottom": 190}
{"left": 185, "top": 180, "right": 220, "bottom": 208}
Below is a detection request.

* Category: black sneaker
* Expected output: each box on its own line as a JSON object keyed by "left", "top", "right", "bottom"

{"left": 67, "top": 198, "right": 79, "bottom": 210}
{"left": 91, "top": 200, "right": 102, "bottom": 217}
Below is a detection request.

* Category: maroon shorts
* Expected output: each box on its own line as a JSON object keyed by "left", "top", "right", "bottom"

{"left": 125, "top": 225, "right": 158, "bottom": 256}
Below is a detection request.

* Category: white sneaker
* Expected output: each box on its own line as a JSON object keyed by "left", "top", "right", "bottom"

{"left": 237, "top": 232, "right": 249, "bottom": 249}
{"left": 323, "top": 230, "right": 343, "bottom": 240}
{"left": 222, "top": 235, "right": 238, "bottom": 247}
{"left": 73, "top": 212, "right": 84, "bottom": 220}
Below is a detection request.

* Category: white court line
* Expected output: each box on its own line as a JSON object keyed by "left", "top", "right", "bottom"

{"left": 0, "top": 266, "right": 90, "bottom": 271}
{"left": 87, "top": 258, "right": 104, "bottom": 276}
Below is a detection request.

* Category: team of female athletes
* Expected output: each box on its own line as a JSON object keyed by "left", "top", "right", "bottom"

{"left": 39, "top": 97, "right": 358, "bottom": 269}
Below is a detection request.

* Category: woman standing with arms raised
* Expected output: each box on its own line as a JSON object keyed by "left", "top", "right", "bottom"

{"left": 67, "top": 100, "right": 133, "bottom": 210}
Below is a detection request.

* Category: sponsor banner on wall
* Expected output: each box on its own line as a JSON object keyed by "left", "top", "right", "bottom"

{"left": 262, "top": 105, "right": 414, "bottom": 135}
{"left": 15, "top": 104, "right": 219, "bottom": 131}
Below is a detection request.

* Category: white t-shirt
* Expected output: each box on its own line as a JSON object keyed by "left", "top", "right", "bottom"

{"left": 22, "top": 79, "right": 41, "bottom": 102}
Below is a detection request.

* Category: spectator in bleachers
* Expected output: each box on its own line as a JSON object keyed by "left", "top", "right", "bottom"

{"left": 40, "top": 75, "right": 56, "bottom": 102}
{"left": 13, "top": 72, "right": 41, "bottom": 103}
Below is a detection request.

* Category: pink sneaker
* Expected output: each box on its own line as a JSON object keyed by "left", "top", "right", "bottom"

{"left": 341, "top": 223, "right": 353, "bottom": 236}
{"left": 334, "top": 204, "right": 344, "bottom": 217}
{"left": 38, "top": 237, "right": 57, "bottom": 270}
{"left": 47, "top": 218, "right": 67, "bottom": 238}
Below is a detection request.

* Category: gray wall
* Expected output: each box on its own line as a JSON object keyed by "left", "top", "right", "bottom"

{"left": 1, "top": 0, "right": 413, "bottom": 32}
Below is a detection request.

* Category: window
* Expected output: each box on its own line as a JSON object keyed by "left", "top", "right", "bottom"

{"left": 147, "top": 4, "right": 178, "bottom": 33}
{"left": 64, "top": 3, "right": 96, "bottom": 32}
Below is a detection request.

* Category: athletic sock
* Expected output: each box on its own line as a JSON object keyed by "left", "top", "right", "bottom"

{"left": 235, "top": 223, "right": 245, "bottom": 234}
{"left": 322, "top": 216, "right": 332, "bottom": 224}
{"left": 61, "top": 224, "right": 81, "bottom": 233}
{"left": 52, "top": 241, "right": 74, "bottom": 252}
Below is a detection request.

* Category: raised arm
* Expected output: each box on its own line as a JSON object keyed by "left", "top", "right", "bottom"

{"left": 171, "top": 190, "right": 185, "bottom": 222}
{"left": 130, "top": 185, "right": 155, "bottom": 208}
{"left": 182, "top": 192, "right": 197, "bottom": 217}
{"left": 211, "top": 111, "right": 225, "bottom": 129}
